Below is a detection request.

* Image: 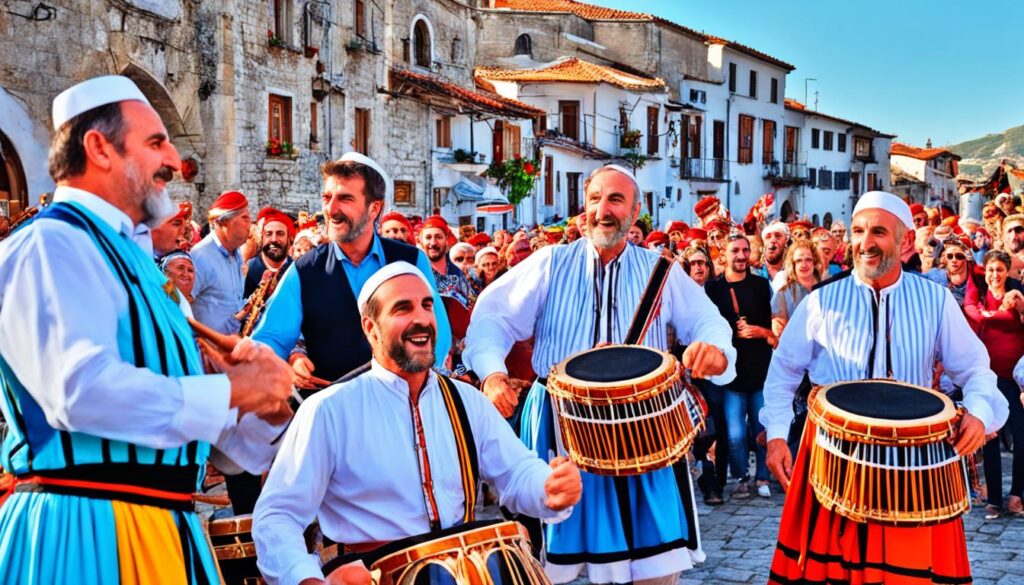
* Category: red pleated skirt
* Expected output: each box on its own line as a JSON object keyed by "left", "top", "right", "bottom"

{"left": 768, "top": 420, "right": 973, "bottom": 585}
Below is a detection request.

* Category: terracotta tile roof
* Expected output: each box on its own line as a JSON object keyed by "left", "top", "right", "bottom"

{"left": 490, "top": 0, "right": 794, "bottom": 71}
{"left": 890, "top": 142, "right": 961, "bottom": 161}
{"left": 475, "top": 57, "right": 665, "bottom": 91}
{"left": 784, "top": 98, "right": 896, "bottom": 138}
{"left": 389, "top": 67, "right": 545, "bottom": 118}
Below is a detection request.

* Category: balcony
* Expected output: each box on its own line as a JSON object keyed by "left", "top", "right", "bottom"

{"left": 680, "top": 158, "right": 727, "bottom": 181}
{"left": 764, "top": 160, "right": 807, "bottom": 186}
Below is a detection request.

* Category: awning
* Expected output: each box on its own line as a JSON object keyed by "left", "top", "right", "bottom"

{"left": 478, "top": 203, "right": 515, "bottom": 214}
{"left": 453, "top": 178, "right": 485, "bottom": 202}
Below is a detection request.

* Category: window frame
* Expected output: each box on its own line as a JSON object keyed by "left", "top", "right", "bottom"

{"left": 811, "top": 128, "right": 820, "bottom": 149}
{"left": 394, "top": 180, "right": 415, "bottom": 206}
{"left": 354, "top": 0, "right": 365, "bottom": 38}
{"left": 354, "top": 107, "right": 371, "bottom": 155}
{"left": 646, "top": 105, "right": 659, "bottom": 155}
{"left": 411, "top": 16, "right": 433, "bottom": 69}
{"left": 435, "top": 116, "right": 452, "bottom": 149}
{"left": 559, "top": 100, "right": 580, "bottom": 142}
{"left": 737, "top": 114, "right": 754, "bottom": 164}
{"left": 762, "top": 119, "right": 776, "bottom": 164}
{"left": 728, "top": 63, "right": 737, "bottom": 93}
{"left": 823, "top": 130, "right": 834, "bottom": 151}
{"left": 749, "top": 70, "right": 758, "bottom": 99}
{"left": 268, "top": 93, "right": 293, "bottom": 145}
{"left": 838, "top": 133, "right": 847, "bottom": 153}
{"left": 770, "top": 77, "right": 778, "bottom": 104}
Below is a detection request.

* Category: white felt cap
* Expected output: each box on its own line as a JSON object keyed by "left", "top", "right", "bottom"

{"left": 52, "top": 75, "right": 150, "bottom": 130}
{"left": 338, "top": 152, "right": 392, "bottom": 201}
{"left": 761, "top": 221, "right": 790, "bottom": 239}
{"left": 357, "top": 261, "right": 432, "bottom": 315}
{"left": 853, "top": 191, "right": 915, "bottom": 231}
{"left": 475, "top": 246, "right": 499, "bottom": 263}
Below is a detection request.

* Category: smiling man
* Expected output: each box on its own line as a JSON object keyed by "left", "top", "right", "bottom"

{"left": 418, "top": 215, "right": 473, "bottom": 309}
{"left": 760, "top": 190, "right": 1008, "bottom": 585}
{"left": 464, "top": 164, "right": 736, "bottom": 585}
{"left": 253, "top": 262, "right": 581, "bottom": 585}
{"left": 251, "top": 153, "right": 450, "bottom": 390}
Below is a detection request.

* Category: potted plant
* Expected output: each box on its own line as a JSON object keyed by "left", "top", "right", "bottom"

{"left": 483, "top": 155, "right": 541, "bottom": 206}
{"left": 620, "top": 128, "right": 642, "bottom": 149}
{"left": 268, "top": 29, "right": 285, "bottom": 48}
{"left": 266, "top": 138, "right": 297, "bottom": 158}
{"left": 453, "top": 149, "right": 478, "bottom": 163}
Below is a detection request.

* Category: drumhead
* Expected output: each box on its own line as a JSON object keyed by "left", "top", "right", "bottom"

{"left": 827, "top": 381, "right": 945, "bottom": 420}
{"left": 564, "top": 346, "right": 664, "bottom": 383}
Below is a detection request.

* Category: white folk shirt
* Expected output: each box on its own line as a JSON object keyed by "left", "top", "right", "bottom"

{"left": 759, "top": 269, "right": 1008, "bottom": 441}
{"left": 252, "top": 361, "right": 570, "bottom": 585}
{"left": 0, "top": 187, "right": 283, "bottom": 471}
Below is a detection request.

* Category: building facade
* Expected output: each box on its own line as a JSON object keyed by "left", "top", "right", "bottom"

{"left": 890, "top": 141, "right": 961, "bottom": 207}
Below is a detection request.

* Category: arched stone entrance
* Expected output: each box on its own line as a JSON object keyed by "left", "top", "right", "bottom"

{"left": 0, "top": 130, "right": 28, "bottom": 217}
{"left": 780, "top": 199, "right": 794, "bottom": 222}
{"left": 0, "top": 85, "right": 53, "bottom": 213}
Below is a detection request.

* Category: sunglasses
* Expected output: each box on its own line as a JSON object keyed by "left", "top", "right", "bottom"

{"left": 945, "top": 253, "right": 967, "bottom": 261}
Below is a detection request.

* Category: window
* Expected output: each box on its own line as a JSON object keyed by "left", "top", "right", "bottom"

{"left": 737, "top": 114, "right": 754, "bottom": 164}
{"left": 811, "top": 128, "right": 820, "bottom": 149}
{"left": 514, "top": 34, "right": 532, "bottom": 57}
{"left": 762, "top": 119, "right": 776, "bottom": 164}
{"left": 491, "top": 121, "right": 521, "bottom": 162}
{"left": 354, "top": 107, "right": 370, "bottom": 155}
{"left": 834, "top": 171, "right": 850, "bottom": 190}
{"left": 770, "top": 78, "right": 778, "bottom": 104}
{"left": 851, "top": 171, "right": 861, "bottom": 196}
{"left": 559, "top": 101, "right": 580, "bottom": 141}
{"left": 823, "top": 131, "right": 834, "bottom": 151}
{"left": 269, "top": 0, "right": 292, "bottom": 45}
{"left": 808, "top": 168, "right": 817, "bottom": 188}
{"left": 432, "top": 188, "right": 446, "bottom": 210}
{"left": 713, "top": 120, "right": 725, "bottom": 160}
{"left": 867, "top": 172, "right": 879, "bottom": 191}
{"left": 310, "top": 102, "right": 318, "bottom": 145}
{"left": 544, "top": 156, "right": 554, "bottom": 206}
{"left": 354, "top": 0, "right": 365, "bottom": 37}
{"left": 784, "top": 126, "right": 798, "bottom": 164}
{"left": 690, "top": 116, "right": 702, "bottom": 158}
{"left": 268, "top": 94, "right": 292, "bottom": 144}
{"left": 854, "top": 137, "right": 871, "bottom": 158}
{"left": 394, "top": 181, "right": 415, "bottom": 205}
{"left": 412, "top": 18, "right": 431, "bottom": 68}
{"left": 532, "top": 115, "right": 547, "bottom": 137}
{"left": 818, "top": 169, "right": 833, "bottom": 189}
{"left": 435, "top": 116, "right": 451, "bottom": 149}
{"left": 838, "top": 134, "right": 847, "bottom": 153}
{"left": 749, "top": 70, "right": 758, "bottom": 99}
{"left": 728, "top": 63, "right": 737, "bottom": 93}
{"left": 646, "top": 106, "right": 659, "bottom": 155}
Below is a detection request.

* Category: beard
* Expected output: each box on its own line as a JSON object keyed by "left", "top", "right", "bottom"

{"left": 262, "top": 241, "right": 288, "bottom": 262}
{"left": 589, "top": 215, "right": 630, "bottom": 249}
{"left": 330, "top": 207, "right": 371, "bottom": 244}
{"left": 764, "top": 246, "right": 784, "bottom": 265}
{"left": 854, "top": 245, "right": 899, "bottom": 281}
{"left": 125, "top": 160, "right": 176, "bottom": 228}
{"left": 385, "top": 323, "right": 437, "bottom": 373}
{"left": 425, "top": 244, "right": 446, "bottom": 262}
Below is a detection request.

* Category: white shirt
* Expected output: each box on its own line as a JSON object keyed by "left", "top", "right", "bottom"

{"left": 0, "top": 187, "right": 281, "bottom": 472}
{"left": 759, "top": 269, "right": 1008, "bottom": 441}
{"left": 252, "top": 361, "right": 569, "bottom": 585}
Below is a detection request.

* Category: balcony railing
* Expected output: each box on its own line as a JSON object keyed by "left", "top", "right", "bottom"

{"left": 764, "top": 160, "right": 807, "bottom": 183}
{"left": 681, "top": 158, "right": 727, "bottom": 181}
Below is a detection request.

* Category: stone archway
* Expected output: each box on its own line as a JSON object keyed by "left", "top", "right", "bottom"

{"left": 0, "top": 85, "right": 53, "bottom": 210}
{"left": 780, "top": 199, "right": 794, "bottom": 222}
{"left": 0, "top": 130, "right": 28, "bottom": 216}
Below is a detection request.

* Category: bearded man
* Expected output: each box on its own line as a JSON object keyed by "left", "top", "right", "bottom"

{"left": 244, "top": 208, "right": 295, "bottom": 299}
{"left": 418, "top": 215, "right": 474, "bottom": 308}
{"left": 754, "top": 221, "right": 789, "bottom": 285}
{"left": 252, "top": 152, "right": 450, "bottom": 392}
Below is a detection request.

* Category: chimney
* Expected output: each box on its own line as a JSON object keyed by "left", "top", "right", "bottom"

{"left": 926, "top": 138, "right": 932, "bottom": 148}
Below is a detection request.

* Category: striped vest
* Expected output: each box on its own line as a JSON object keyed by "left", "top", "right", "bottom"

{"left": 0, "top": 202, "right": 208, "bottom": 490}
{"left": 532, "top": 240, "right": 669, "bottom": 376}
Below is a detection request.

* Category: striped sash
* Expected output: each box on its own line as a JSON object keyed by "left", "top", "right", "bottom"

{"left": 436, "top": 374, "right": 478, "bottom": 523}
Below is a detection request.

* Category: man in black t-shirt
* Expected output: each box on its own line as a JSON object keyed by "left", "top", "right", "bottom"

{"left": 704, "top": 234, "right": 776, "bottom": 500}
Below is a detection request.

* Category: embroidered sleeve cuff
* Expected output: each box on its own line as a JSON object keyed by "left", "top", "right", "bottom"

{"left": 178, "top": 374, "right": 232, "bottom": 444}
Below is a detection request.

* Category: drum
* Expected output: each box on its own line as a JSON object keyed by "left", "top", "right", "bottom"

{"left": 208, "top": 514, "right": 262, "bottom": 585}
{"left": 545, "top": 345, "right": 707, "bottom": 476}
{"left": 322, "top": 520, "right": 549, "bottom": 585}
{"left": 807, "top": 380, "right": 971, "bottom": 526}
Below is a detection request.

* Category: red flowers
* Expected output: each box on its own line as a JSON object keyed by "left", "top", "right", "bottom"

{"left": 523, "top": 161, "right": 536, "bottom": 175}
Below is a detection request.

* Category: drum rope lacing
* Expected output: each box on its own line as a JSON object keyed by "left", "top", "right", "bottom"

{"left": 813, "top": 427, "right": 960, "bottom": 471}
{"left": 555, "top": 383, "right": 691, "bottom": 424}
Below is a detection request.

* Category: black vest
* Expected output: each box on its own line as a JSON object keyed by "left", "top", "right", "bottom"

{"left": 296, "top": 238, "right": 420, "bottom": 382}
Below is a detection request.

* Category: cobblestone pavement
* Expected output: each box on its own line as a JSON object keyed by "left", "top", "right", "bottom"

{"left": 568, "top": 452, "right": 1024, "bottom": 584}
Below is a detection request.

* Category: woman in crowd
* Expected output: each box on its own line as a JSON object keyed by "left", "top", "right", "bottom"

{"left": 923, "top": 238, "right": 978, "bottom": 308}
{"left": 965, "top": 250, "right": 1024, "bottom": 518}
{"left": 470, "top": 246, "right": 504, "bottom": 294}
{"left": 449, "top": 242, "right": 476, "bottom": 277}
{"left": 159, "top": 250, "right": 196, "bottom": 305}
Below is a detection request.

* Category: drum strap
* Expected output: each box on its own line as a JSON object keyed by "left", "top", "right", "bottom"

{"left": 436, "top": 374, "right": 479, "bottom": 523}
{"left": 624, "top": 256, "right": 672, "bottom": 345}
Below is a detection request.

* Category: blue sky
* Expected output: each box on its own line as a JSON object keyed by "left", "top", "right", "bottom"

{"left": 597, "top": 0, "right": 1022, "bottom": 147}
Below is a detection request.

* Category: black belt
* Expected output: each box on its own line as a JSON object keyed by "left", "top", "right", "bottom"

{"left": 11, "top": 463, "right": 199, "bottom": 511}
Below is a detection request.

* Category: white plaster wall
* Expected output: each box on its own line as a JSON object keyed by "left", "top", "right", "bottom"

{"left": 0, "top": 86, "right": 55, "bottom": 201}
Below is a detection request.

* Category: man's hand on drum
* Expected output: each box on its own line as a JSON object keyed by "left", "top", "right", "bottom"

{"left": 207, "top": 338, "right": 293, "bottom": 423}
{"left": 766, "top": 438, "right": 793, "bottom": 492}
{"left": 544, "top": 456, "right": 582, "bottom": 511}
{"left": 952, "top": 412, "right": 986, "bottom": 456}
{"left": 681, "top": 342, "right": 728, "bottom": 379}
{"left": 311, "top": 560, "right": 374, "bottom": 585}
{"left": 482, "top": 373, "right": 528, "bottom": 418}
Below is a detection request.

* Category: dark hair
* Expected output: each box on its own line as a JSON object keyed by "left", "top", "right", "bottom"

{"left": 48, "top": 103, "right": 127, "bottom": 182}
{"left": 321, "top": 160, "right": 386, "bottom": 204}
{"left": 983, "top": 249, "right": 1012, "bottom": 270}
{"left": 363, "top": 295, "right": 382, "bottom": 321}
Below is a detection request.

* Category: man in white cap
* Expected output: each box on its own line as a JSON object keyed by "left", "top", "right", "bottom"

{"left": 753, "top": 220, "right": 790, "bottom": 286}
{"left": 252, "top": 153, "right": 450, "bottom": 392}
{"left": 760, "top": 191, "right": 1008, "bottom": 584}
{"left": 0, "top": 75, "right": 293, "bottom": 583}
{"left": 463, "top": 164, "right": 737, "bottom": 585}
{"left": 252, "top": 261, "right": 582, "bottom": 585}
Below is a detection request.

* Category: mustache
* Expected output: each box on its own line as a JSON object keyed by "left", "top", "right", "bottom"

{"left": 330, "top": 213, "right": 352, "bottom": 226}
{"left": 403, "top": 324, "right": 436, "bottom": 340}
{"left": 155, "top": 166, "right": 175, "bottom": 182}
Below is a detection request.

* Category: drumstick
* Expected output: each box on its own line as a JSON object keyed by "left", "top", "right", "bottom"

{"left": 188, "top": 318, "right": 305, "bottom": 406}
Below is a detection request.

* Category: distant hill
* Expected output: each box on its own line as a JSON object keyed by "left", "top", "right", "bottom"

{"left": 947, "top": 124, "right": 1024, "bottom": 178}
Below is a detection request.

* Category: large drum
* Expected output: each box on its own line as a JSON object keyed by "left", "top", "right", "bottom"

{"left": 545, "top": 345, "right": 707, "bottom": 476}
{"left": 807, "top": 380, "right": 971, "bottom": 526}
{"left": 322, "top": 520, "right": 548, "bottom": 585}
{"left": 208, "top": 514, "right": 262, "bottom": 585}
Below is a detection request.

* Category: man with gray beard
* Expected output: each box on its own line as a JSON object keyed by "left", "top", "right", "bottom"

{"left": 1001, "top": 213, "right": 1024, "bottom": 280}
{"left": 252, "top": 152, "right": 450, "bottom": 390}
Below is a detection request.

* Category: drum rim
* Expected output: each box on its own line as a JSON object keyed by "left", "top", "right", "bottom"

{"left": 810, "top": 380, "right": 958, "bottom": 439}
{"left": 371, "top": 520, "right": 529, "bottom": 577}
{"left": 548, "top": 344, "right": 676, "bottom": 399}
{"left": 208, "top": 513, "right": 254, "bottom": 536}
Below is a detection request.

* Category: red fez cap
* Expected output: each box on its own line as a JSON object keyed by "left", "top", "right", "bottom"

{"left": 811, "top": 226, "right": 831, "bottom": 237}
{"left": 173, "top": 201, "right": 192, "bottom": 222}
{"left": 645, "top": 231, "right": 669, "bottom": 247}
{"left": 789, "top": 219, "right": 813, "bottom": 230}
{"left": 468, "top": 232, "right": 492, "bottom": 246}
{"left": 261, "top": 210, "right": 296, "bottom": 239}
{"left": 686, "top": 227, "right": 708, "bottom": 241}
{"left": 210, "top": 191, "right": 248, "bottom": 215}
{"left": 694, "top": 196, "right": 720, "bottom": 218}
{"left": 705, "top": 220, "right": 730, "bottom": 233}
{"left": 909, "top": 203, "right": 925, "bottom": 216}
{"left": 941, "top": 215, "right": 959, "bottom": 227}
{"left": 421, "top": 215, "right": 449, "bottom": 232}
{"left": 666, "top": 220, "right": 689, "bottom": 235}
{"left": 298, "top": 218, "right": 318, "bottom": 231}
{"left": 380, "top": 211, "right": 413, "bottom": 231}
